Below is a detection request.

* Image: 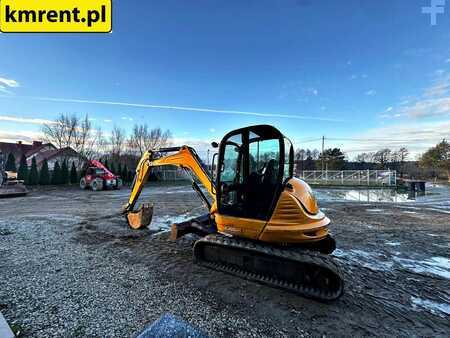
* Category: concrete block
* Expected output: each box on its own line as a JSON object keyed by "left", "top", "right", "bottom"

{"left": 0, "top": 312, "right": 14, "bottom": 338}
{"left": 137, "top": 313, "right": 209, "bottom": 338}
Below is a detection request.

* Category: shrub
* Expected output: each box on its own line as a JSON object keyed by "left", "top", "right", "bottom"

{"left": 17, "top": 154, "right": 28, "bottom": 182}
{"left": 61, "top": 160, "right": 69, "bottom": 184}
{"left": 5, "top": 153, "right": 16, "bottom": 172}
{"left": 51, "top": 161, "right": 62, "bottom": 185}
{"left": 70, "top": 162, "right": 78, "bottom": 184}
{"left": 39, "top": 159, "right": 50, "bottom": 185}
{"left": 122, "top": 164, "right": 128, "bottom": 182}
{"left": 28, "top": 157, "right": 39, "bottom": 185}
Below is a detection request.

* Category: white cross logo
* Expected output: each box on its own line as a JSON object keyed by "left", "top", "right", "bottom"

{"left": 422, "top": 0, "right": 446, "bottom": 26}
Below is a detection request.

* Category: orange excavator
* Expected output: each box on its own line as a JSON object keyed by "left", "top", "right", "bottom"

{"left": 122, "top": 125, "right": 343, "bottom": 301}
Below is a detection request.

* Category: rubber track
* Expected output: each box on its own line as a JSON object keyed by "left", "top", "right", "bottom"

{"left": 193, "top": 234, "right": 344, "bottom": 301}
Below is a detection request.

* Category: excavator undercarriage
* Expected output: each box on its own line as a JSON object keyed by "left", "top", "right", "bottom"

{"left": 122, "top": 125, "right": 344, "bottom": 301}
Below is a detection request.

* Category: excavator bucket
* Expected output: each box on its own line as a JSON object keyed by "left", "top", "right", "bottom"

{"left": 126, "top": 203, "right": 154, "bottom": 229}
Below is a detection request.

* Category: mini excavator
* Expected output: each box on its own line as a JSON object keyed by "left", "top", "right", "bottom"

{"left": 122, "top": 125, "right": 343, "bottom": 301}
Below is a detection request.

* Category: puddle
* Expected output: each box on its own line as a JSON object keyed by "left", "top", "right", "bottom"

{"left": 334, "top": 249, "right": 450, "bottom": 279}
{"left": 393, "top": 256, "right": 450, "bottom": 279}
{"left": 314, "top": 184, "right": 450, "bottom": 203}
{"left": 149, "top": 214, "right": 201, "bottom": 231}
{"left": 333, "top": 249, "right": 393, "bottom": 271}
{"left": 411, "top": 296, "right": 450, "bottom": 317}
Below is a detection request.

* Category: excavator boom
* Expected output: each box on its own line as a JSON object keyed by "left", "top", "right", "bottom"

{"left": 122, "top": 146, "right": 215, "bottom": 229}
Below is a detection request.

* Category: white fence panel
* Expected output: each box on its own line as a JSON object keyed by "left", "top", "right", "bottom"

{"left": 298, "top": 170, "right": 396, "bottom": 187}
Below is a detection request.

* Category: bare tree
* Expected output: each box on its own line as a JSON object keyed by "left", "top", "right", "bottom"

{"left": 128, "top": 124, "right": 172, "bottom": 156}
{"left": 110, "top": 125, "right": 126, "bottom": 160}
{"left": 72, "top": 115, "right": 93, "bottom": 157}
{"left": 397, "top": 147, "right": 409, "bottom": 177}
{"left": 42, "top": 113, "right": 103, "bottom": 162}
{"left": 355, "top": 153, "right": 369, "bottom": 163}
{"left": 373, "top": 149, "right": 391, "bottom": 169}
{"left": 42, "top": 113, "right": 77, "bottom": 149}
{"left": 295, "top": 149, "right": 306, "bottom": 173}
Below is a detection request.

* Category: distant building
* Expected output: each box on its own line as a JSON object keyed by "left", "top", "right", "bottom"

{"left": 0, "top": 140, "right": 84, "bottom": 171}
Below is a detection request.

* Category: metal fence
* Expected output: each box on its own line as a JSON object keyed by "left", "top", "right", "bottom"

{"left": 298, "top": 170, "right": 397, "bottom": 187}
{"left": 154, "top": 169, "right": 189, "bottom": 181}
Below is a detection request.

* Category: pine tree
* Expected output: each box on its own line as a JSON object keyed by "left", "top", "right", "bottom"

{"left": 70, "top": 162, "right": 78, "bottom": 184}
{"left": 122, "top": 164, "right": 128, "bottom": 182}
{"left": 127, "top": 170, "right": 134, "bottom": 183}
{"left": 110, "top": 162, "right": 116, "bottom": 175}
{"left": 39, "top": 159, "right": 50, "bottom": 185}
{"left": 17, "top": 154, "right": 28, "bottom": 182}
{"left": 61, "top": 160, "right": 69, "bottom": 184}
{"left": 51, "top": 161, "right": 61, "bottom": 185}
{"left": 28, "top": 157, "right": 39, "bottom": 185}
{"left": 118, "top": 163, "right": 122, "bottom": 177}
{"left": 104, "top": 159, "right": 109, "bottom": 170}
{"left": 5, "top": 153, "right": 16, "bottom": 172}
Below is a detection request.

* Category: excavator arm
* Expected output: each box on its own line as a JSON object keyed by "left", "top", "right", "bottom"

{"left": 122, "top": 146, "right": 215, "bottom": 229}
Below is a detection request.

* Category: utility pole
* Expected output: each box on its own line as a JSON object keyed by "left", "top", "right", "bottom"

{"left": 321, "top": 136, "right": 325, "bottom": 173}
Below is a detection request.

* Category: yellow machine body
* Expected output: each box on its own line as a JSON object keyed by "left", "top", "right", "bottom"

{"left": 214, "top": 178, "right": 329, "bottom": 243}
{"left": 122, "top": 125, "right": 330, "bottom": 245}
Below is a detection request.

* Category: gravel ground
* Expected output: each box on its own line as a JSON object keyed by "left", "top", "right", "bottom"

{"left": 0, "top": 183, "right": 449, "bottom": 337}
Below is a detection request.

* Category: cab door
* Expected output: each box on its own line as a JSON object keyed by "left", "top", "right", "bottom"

{"left": 217, "top": 126, "right": 284, "bottom": 221}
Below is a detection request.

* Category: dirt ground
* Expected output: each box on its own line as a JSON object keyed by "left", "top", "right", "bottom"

{"left": 1, "top": 183, "right": 449, "bottom": 337}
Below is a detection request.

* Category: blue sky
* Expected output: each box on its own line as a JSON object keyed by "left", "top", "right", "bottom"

{"left": 1, "top": 0, "right": 450, "bottom": 159}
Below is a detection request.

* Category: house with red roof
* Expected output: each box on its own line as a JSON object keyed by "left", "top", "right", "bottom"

{"left": 0, "top": 140, "right": 84, "bottom": 171}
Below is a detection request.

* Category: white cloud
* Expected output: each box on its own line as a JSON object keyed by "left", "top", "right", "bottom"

{"left": 386, "top": 107, "right": 393, "bottom": 112}
{"left": 365, "top": 89, "right": 377, "bottom": 96}
{"left": 103, "top": 119, "right": 112, "bottom": 123}
{"left": 0, "top": 77, "right": 19, "bottom": 88}
{"left": 121, "top": 116, "right": 133, "bottom": 121}
{"left": 19, "top": 95, "right": 345, "bottom": 122}
{"left": 445, "top": 58, "right": 450, "bottom": 63}
{"left": 0, "top": 115, "right": 54, "bottom": 125}
{"left": 0, "top": 129, "right": 43, "bottom": 143}
{"left": 400, "top": 97, "right": 450, "bottom": 118}
{"left": 0, "top": 85, "right": 12, "bottom": 95}
{"left": 336, "top": 120, "right": 450, "bottom": 157}
{"left": 171, "top": 137, "right": 215, "bottom": 161}
{"left": 351, "top": 74, "right": 368, "bottom": 80}
{"left": 209, "top": 128, "right": 216, "bottom": 133}
{"left": 424, "top": 80, "right": 450, "bottom": 98}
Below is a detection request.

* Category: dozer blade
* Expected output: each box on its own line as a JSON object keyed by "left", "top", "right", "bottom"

{"left": 0, "top": 181, "right": 28, "bottom": 198}
{"left": 126, "top": 203, "right": 154, "bottom": 229}
{"left": 194, "top": 234, "right": 344, "bottom": 302}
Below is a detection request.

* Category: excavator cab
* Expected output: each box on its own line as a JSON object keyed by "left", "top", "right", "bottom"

{"left": 216, "top": 125, "right": 293, "bottom": 221}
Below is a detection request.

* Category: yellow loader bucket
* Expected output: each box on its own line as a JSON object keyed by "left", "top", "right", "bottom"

{"left": 126, "top": 203, "right": 154, "bottom": 229}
